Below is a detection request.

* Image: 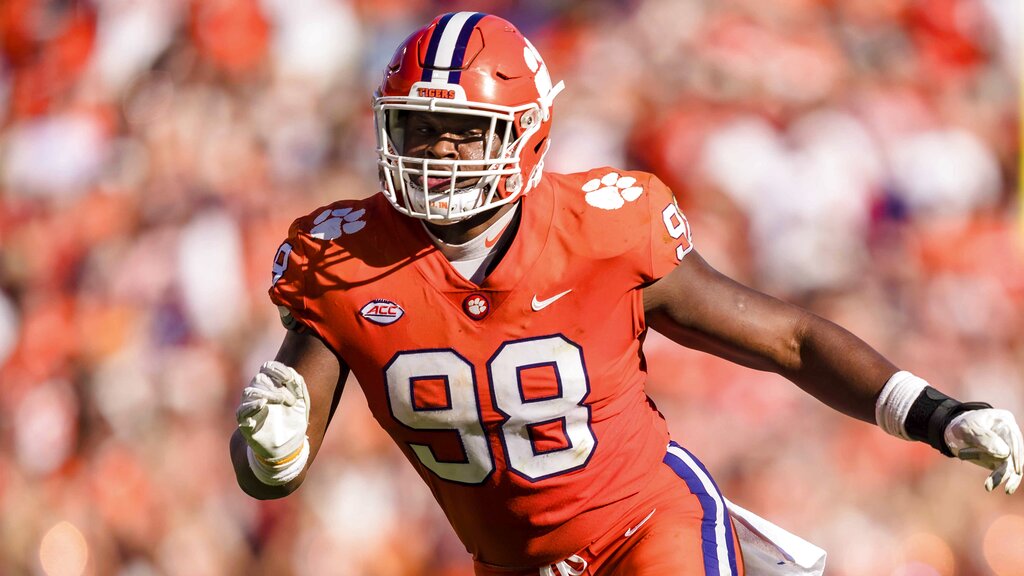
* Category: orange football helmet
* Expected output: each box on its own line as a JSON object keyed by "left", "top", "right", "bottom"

{"left": 374, "top": 12, "right": 564, "bottom": 223}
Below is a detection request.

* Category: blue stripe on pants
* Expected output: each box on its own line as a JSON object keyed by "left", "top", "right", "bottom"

{"left": 663, "top": 442, "right": 739, "bottom": 575}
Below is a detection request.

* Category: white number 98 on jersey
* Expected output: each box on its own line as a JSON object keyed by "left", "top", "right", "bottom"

{"left": 385, "top": 334, "right": 596, "bottom": 484}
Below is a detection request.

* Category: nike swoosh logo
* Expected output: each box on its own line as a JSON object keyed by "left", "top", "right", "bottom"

{"left": 624, "top": 508, "right": 656, "bottom": 538}
{"left": 484, "top": 221, "right": 512, "bottom": 248}
{"left": 531, "top": 289, "right": 572, "bottom": 311}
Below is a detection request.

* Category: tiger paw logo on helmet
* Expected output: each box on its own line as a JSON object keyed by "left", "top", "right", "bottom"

{"left": 373, "top": 12, "right": 565, "bottom": 224}
{"left": 582, "top": 173, "right": 644, "bottom": 210}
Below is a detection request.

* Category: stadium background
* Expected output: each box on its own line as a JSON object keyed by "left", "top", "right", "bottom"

{"left": 1, "top": 0, "right": 1022, "bottom": 574}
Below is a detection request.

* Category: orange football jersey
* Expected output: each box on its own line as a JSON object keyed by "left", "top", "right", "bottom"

{"left": 269, "top": 168, "right": 693, "bottom": 566}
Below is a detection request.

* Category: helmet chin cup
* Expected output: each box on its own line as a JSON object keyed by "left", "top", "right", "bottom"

{"left": 381, "top": 150, "right": 518, "bottom": 221}
{"left": 403, "top": 175, "right": 492, "bottom": 223}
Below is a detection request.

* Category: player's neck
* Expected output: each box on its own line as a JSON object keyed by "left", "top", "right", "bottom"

{"left": 424, "top": 202, "right": 518, "bottom": 245}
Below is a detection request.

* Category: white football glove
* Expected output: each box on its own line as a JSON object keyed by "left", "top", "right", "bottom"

{"left": 236, "top": 361, "right": 311, "bottom": 485}
{"left": 944, "top": 408, "right": 1023, "bottom": 494}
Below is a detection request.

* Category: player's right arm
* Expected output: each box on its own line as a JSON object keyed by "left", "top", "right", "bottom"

{"left": 230, "top": 219, "right": 349, "bottom": 499}
{"left": 230, "top": 327, "right": 349, "bottom": 499}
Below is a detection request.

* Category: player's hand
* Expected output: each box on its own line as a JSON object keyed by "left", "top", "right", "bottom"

{"left": 236, "top": 361, "right": 310, "bottom": 462}
{"left": 944, "top": 408, "right": 1023, "bottom": 494}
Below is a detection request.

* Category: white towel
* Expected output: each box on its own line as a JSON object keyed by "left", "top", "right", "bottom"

{"left": 725, "top": 499, "right": 827, "bottom": 576}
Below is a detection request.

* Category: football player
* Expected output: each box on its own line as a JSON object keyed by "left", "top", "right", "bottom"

{"left": 230, "top": 12, "right": 1023, "bottom": 576}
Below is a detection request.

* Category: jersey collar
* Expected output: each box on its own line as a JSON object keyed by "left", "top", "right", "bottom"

{"left": 394, "top": 175, "right": 555, "bottom": 302}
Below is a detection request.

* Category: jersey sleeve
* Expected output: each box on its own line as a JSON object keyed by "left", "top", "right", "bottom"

{"left": 646, "top": 173, "right": 693, "bottom": 282}
{"left": 268, "top": 220, "right": 311, "bottom": 331}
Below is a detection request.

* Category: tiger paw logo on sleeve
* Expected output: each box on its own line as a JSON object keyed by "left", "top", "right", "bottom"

{"left": 582, "top": 173, "right": 644, "bottom": 210}
{"left": 310, "top": 207, "right": 367, "bottom": 240}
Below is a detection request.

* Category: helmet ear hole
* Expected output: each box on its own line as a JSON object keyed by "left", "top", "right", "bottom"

{"left": 533, "top": 137, "right": 547, "bottom": 154}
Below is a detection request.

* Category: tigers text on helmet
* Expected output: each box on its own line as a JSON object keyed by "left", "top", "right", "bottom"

{"left": 374, "top": 12, "right": 564, "bottom": 223}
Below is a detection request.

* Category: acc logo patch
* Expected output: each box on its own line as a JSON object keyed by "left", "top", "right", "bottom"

{"left": 360, "top": 299, "right": 404, "bottom": 325}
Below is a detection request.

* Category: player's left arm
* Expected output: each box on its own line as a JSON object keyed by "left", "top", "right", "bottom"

{"left": 643, "top": 249, "right": 892, "bottom": 422}
{"left": 643, "top": 249, "right": 1023, "bottom": 494}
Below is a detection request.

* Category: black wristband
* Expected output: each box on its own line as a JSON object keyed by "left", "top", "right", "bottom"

{"left": 904, "top": 387, "right": 991, "bottom": 457}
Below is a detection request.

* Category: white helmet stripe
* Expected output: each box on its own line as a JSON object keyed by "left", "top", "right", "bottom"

{"left": 427, "top": 12, "right": 480, "bottom": 84}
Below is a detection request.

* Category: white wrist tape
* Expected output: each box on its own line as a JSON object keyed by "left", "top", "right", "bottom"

{"left": 247, "top": 438, "right": 310, "bottom": 486}
{"left": 875, "top": 371, "right": 929, "bottom": 440}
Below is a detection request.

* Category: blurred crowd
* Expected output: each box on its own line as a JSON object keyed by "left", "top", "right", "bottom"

{"left": 1, "top": 0, "right": 1022, "bottom": 574}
